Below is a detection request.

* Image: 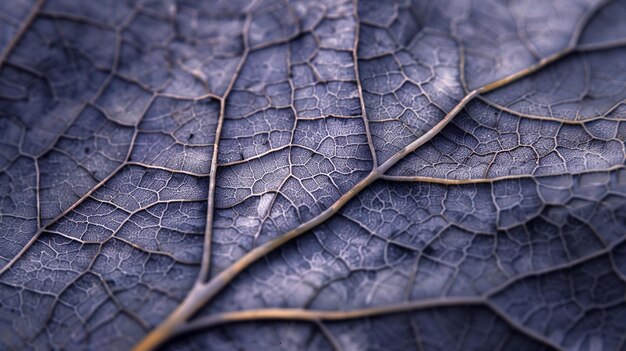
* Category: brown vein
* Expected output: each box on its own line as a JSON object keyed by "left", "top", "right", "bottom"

{"left": 171, "top": 297, "right": 564, "bottom": 351}
{"left": 0, "top": 0, "right": 44, "bottom": 67}
{"left": 380, "top": 164, "right": 626, "bottom": 184}
{"left": 197, "top": 14, "right": 252, "bottom": 285}
{"left": 353, "top": 0, "right": 378, "bottom": 167}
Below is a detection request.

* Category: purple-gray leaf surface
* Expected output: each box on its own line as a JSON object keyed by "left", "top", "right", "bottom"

{"left": 1, "top": 0, "right": 626, "bottom": 350}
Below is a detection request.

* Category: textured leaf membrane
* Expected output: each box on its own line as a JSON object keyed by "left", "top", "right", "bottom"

{"left": 1, "top": 0, "right": 625, "bottom": 350}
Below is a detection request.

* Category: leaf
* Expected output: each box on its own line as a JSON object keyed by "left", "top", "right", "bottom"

{"left": 1, "top": 0, "right": 625, "bottom": 350}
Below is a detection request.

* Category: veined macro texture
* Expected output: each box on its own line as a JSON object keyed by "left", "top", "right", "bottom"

{"left": 1, "top": 0, "right": 626, "bottom": 350}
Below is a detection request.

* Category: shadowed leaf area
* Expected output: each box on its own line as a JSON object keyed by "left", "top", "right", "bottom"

{"left": 1, "top": 0, "right": 626, "bottom": 350}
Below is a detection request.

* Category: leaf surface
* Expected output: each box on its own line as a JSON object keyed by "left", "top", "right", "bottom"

{"left": 1, "top": 0, "right": 626, "bottom": 350}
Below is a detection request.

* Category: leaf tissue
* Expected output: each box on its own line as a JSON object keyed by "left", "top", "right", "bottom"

{"left": 1, "top": 0, "right": 626, "bottom": 350}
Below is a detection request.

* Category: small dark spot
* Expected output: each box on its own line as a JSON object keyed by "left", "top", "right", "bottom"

{"left": 494, "top": 112, "right": 498, "bottom": 116}
{"left": 188, "top": 133, "right": 194, "bottom": 140}
{"left": 423, "top": 246, "right": 435, "bottom": 256}
{"left": 84, "top": 147, "right": 91, "bottom": 154}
